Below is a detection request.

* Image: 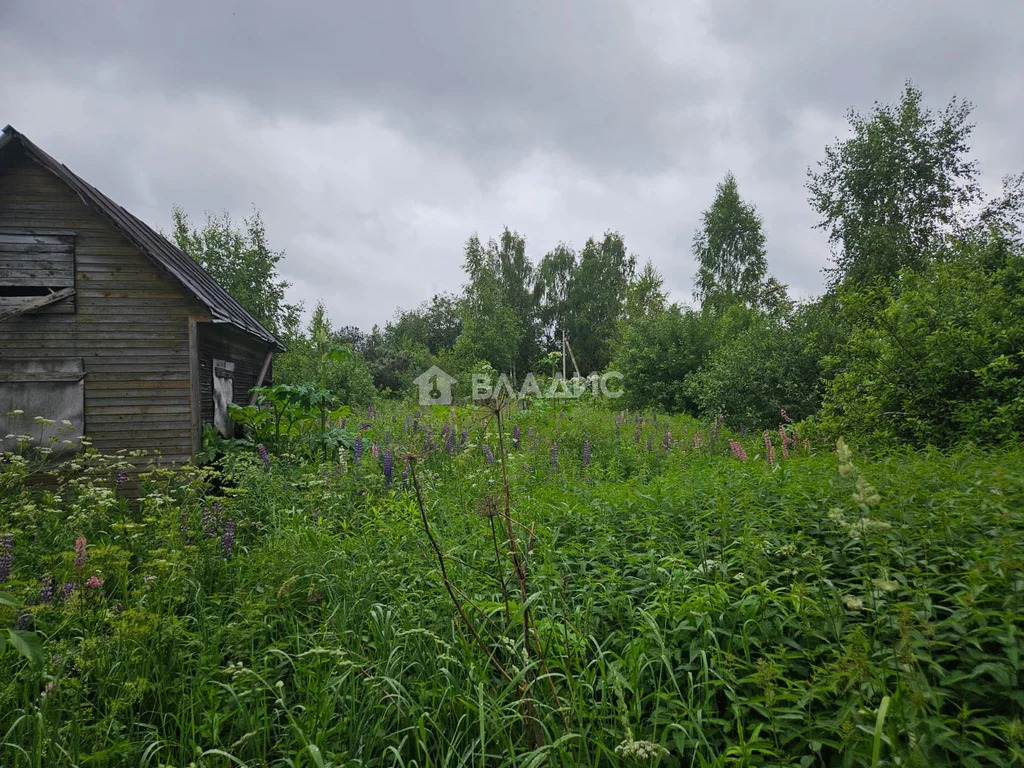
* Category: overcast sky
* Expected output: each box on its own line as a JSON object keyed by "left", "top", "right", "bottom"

{"left": 3, "top": 2, "right": 1023, "bottom": 329}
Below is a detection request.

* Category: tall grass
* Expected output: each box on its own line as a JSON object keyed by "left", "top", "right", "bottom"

{"left": 1, "top": 403, "right": 1022, "bottom": 766}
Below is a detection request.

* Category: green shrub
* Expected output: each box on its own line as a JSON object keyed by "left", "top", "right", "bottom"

{"left": 821, "top": 237, "right": 1024, "bottom": 445}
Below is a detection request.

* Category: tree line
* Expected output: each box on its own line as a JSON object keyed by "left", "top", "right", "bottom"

{"left": 172, "top": 83, "right": 1024, "bottom": 447}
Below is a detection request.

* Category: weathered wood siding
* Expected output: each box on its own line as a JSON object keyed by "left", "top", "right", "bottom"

{"left": 197, "top": 323, "right": 271, "bottom": 428}
{"left": 0, "top": 153, "right": 209, "bottom": 464}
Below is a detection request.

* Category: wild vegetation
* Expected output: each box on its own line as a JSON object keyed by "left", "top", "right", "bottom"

{"left": 3, "top": 405, "right": 1023, "bottom": 766}
{"left": 2, "top": 84, "right": 1024, "bottom": 765}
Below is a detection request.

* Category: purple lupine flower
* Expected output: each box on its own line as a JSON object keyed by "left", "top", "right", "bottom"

{"left": 0, "top": 534, "right": 11, "bottom": 584}
{"left": 583, "top": 440, "right": 591, "bottom": 468}
{"left": 460, "top": 429, "right": 469, "bottom": 448}
{"left": 257, "top": 444, "right": 270, "bottom": 473}
{"left": 221, "top": 520, "right": 236, "bottom": 560}
{"left": 202, "top": 507, "right": 217, "bottom": 538}
{"left": 482, "top": 444, "right": 495, "bottom": 464}
{"left": 353, "top": 436, "right": 363, "bottom": 466}
{"left": 729, "top": 441, "right": 748, "bottom": 462}
{"left": 550, "top": 441, "right": 559, "bottom": 469}
{"left": 371, "top": 441, "right": 380, "bottom": 459}
{"left": 663, "top": 432, "right": 672, "bottom": 451}
{"left": 512, "top": 425, "right": 521, "bottom": 449}
{"left": 116, "top": 468, "right": 128, "bottom": 489}
{"left": 40, "top": 573, "right": 54, "bottom": 604}
{"left": 441, "top": 422, "right": 450, "bottom": 439}
{"left": 739, "top": 423, "right": 746, "bottom": 438}
{"left": 73, "top": 537, "right": 87, "bottom": 569}
{"left": 85, "top": 576, "right": 104, "bottom": 590}
{"left": 383, "top": 450, "right": 393, "bottom": 488}
{"left": 62, "top": 582, "right": 75, "bottom": 601}
{"left": 445, "top": 429, "right": 455, "bottom": 455}
{"left": 646, "top": 436, "right": 652, "bottom": 452}
{"left": 634, "top": 425, "right": 641, "bottom": 443}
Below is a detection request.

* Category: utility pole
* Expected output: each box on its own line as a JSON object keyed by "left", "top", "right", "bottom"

{"left": 561, "top": 328, "right": 567, "bottom": 380}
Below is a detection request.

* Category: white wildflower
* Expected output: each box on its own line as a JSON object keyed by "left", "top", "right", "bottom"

{"left": 615, "top": 739, "right": 669, "bottom": 762}
{"left": 872, "top": 578, "right": 900, "bottom": 593}
{"left": 842, "top": 594, "right": 864, "bottom": 611}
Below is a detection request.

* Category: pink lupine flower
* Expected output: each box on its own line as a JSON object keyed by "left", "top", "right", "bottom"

{"left": 729, "top": 441, "right": 748, "bottom": 462}
{"left": 73, "top": 537, "right": 87, "bottom": 568}
{"left": 763, "top": 431, "right": 776, "bottom": 466}
{"left": 85, "top": 575, "right": 104, "bottom": 589}
{"left": 779, "top": 425, "right": 790, "bottom": 459}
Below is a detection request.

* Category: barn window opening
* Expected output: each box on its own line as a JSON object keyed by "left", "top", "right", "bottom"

{"left": 0, "top": 286, "right": 55, "bottom": 296}
{"left": 0, "top": 232, "right": 76, "bottom": 317}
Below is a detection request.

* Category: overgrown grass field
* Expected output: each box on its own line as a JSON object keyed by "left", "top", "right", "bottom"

{"left": 2, "top": 404, "right": 1023, "bottom": 767}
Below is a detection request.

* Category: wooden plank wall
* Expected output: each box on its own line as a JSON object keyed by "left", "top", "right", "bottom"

{"left": 0, "top": 156, "right": 210, "bottom": 465}
{"left": 197, "top": 323, "right": 270, "bottom": 429}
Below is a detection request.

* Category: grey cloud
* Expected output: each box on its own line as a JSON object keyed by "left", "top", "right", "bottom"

{"left": 1, "top": 1, "right": 706, "bottom": 175}
{"left": 1, "top": 1, "right": 1022, "bottom": 326}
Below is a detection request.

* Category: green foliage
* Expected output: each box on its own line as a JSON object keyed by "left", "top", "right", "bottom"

{"left": 686, "top": 304, "right": 827, "bottom": 430}
{"left": 275, "top": 302, "right": 376, "bottom": 405}
{"left": 622, "top": 259, "right": 668, "bottom": 325}
{"left": 234, "top": 382, "right": 353, "bottom": 460}
{"left": 807, "top": 82, "right": 981, "bottom": 289}
{"left": 562, "top": 232, "right": 637, "bottom": 373}
{"left": 457, "top": 230, "right": 538, "bottom": 377}
{"left": 2, "top": 406, "right": 1023, "bottom": 766}
{"left": 171, "top": 205, "right": 300, "bottom": 335}
{"left": 0, "top": 594, "right": 42, "bottom": 666}
{"left": 612, "top": 305, "right": 715, "bottom": 413}
{"left": 693, "top": 172, "right": 775, "bottom": 312}
{"left": 820, "top": 237, "right": 1024, "bottom": 445}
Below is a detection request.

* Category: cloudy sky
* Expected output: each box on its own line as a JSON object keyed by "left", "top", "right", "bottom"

{"left": 3, "top": 2, "right": 1023, "bottom": 329}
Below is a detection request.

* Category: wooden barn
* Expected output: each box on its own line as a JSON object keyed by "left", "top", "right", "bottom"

{"left": 0, "top": 125, "right": 285, "bottom": 465}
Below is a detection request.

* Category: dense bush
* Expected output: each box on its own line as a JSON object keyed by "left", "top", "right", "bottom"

{"left": 612, "top": 306, "right": 715, "bottom": 413}
{"left": 821, "top": 237, "right": 1024, "bottom": 445}
{"left": 685, "top": 304, "right": 826, "bottom": 430}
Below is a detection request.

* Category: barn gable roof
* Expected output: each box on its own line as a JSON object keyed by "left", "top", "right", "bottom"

{"left": 0, "top": 125, "right": 285, "bottom": 350}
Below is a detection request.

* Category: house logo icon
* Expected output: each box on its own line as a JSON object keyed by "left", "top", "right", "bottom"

{"left": 413, "top": 365, "right": 457, "bottom": 406}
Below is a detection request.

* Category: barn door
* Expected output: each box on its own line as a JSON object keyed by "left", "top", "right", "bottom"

{"left": 212, "top": 359, "right": 235, "bottom": 436}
